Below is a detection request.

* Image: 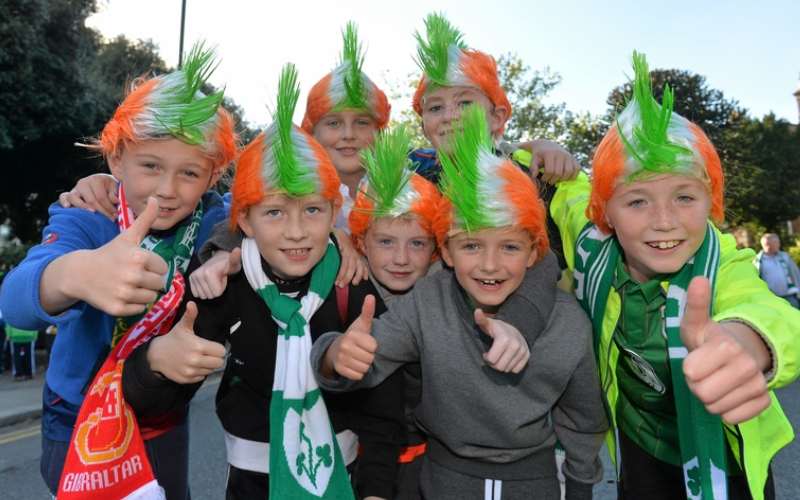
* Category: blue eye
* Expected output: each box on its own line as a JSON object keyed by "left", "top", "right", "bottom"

{"left": 380, "top": 239, "right": 392, "bottom": 245}
{"left": 428, "top": 105, "right": 443, "bottom": 113}
{"left": 410, "top": 240, "right": 424, "bottom": 247}
{"left": 267, "top": 209, "right": 281, "bottom": 217}
{"left": 458, "top": 100, "right": 473, "bottom": 108}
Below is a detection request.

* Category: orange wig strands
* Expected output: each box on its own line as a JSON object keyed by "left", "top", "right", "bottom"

{"left": 411, "top": 12, "right": 512, "bottom": 136}
{"left": 349, "top": 126, "right": 440, "bottom": 257}
{"left": 230, "top": 63, "right": 341, "bottom": 231}
{"left": 433, "top": 104, "right": 548, "bottom": 260}
{"left": 98, "top": 42, "right": 237, "bottom": 171}
{"left": 588, "top": 52, "right": 724, "bottom": 234}
{"left": 301, "top": 22, "right": 391, "bottom": 134}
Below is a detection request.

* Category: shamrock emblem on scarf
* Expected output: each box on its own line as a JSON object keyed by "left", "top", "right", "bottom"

{"left": 687, "top": 463, "right": 702, "bottom": 497}
{"left": 295, "top": 422, "right": 334, "bottom": 487}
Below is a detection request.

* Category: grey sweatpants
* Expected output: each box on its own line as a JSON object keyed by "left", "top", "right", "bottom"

{"left": 419, "top": 457, "right": 561, "bottom": 500}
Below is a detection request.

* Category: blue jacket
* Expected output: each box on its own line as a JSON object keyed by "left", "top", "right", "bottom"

{"left": 0, "top": 192, "right": 227, "bottom": 440}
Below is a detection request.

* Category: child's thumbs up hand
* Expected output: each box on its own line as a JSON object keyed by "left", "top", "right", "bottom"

{"left": 476, "top": 309, "right": 530, "bottom": 373}
{"left": 147, "top": 301, "right": 227, "bottom": 384}
{"left": 189, "top": 248, "right": 242, "bottom": 299}
{"left": 65, "top": 197, "right": 169, "bottom": 317}
{"left": 324, "top": 295, "right": 378, "bottom": 381}
{"left": 681, "top": 277, "right": 772, "bottom": 424}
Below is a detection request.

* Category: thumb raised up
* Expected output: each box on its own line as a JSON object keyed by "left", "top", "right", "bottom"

{"left": 354, "top": 294, "right": 376, "bottom": 336}
{"left": 227, "top": 247, "right": 243, "bottom": 274}
{"left": 680, "top": 276, "right": 713, "bottom": 351}
{"left": 148, "top": 301, "right": 227, "bottom": 384}
{"left": 176, "top": 300, "right": 198, "bottom": 332}
{"left": 324, "top": 295, "right": 377, "bottom": 381}
{"left": 121, "top": 197, "right": 159, "bottom": 244}
{"left": 474, "top": 308, "right": 494, "bottom": 337}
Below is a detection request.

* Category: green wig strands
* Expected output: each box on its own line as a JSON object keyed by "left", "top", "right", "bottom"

{"left": 157, "top": 41, "right": 225, "bottom": 145}
{"left": 270, "top": 63, "right": 315, "bottom": 196}
{"left": 413, "top": 12, "right": 467, "bottom": 87}
{"left": 618, "top": 51, "right": 693, "bottom": 179}
{"left": 335, "top": 21, "right": 369, "bottom": 112}
{"left": 439, "top": 104, "right": 493, "bottom": 233}
{"left": 359, "top": 125, "right": 415, "bottom": 217}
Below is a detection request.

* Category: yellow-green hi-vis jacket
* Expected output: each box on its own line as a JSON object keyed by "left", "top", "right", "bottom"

{"left": 550, "top": 172, "right": 798, "bottom": 500}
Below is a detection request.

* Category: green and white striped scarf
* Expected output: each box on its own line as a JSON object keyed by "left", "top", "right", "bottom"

{"left": 574, "top": 221, "right": 728, "bottom": 499}
{"left": 241, "top": 237, "right": 354, "bottom": 500}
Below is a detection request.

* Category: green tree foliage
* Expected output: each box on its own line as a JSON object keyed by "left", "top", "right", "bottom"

{"left": 497, "top": 54, "right": 602, "bottom": 168}
{"left": 0, "top": 0, "right": 102, "bottom": 149}
{"left": 0, "top": 0, "right": 106, "bottom": 242}
{"left": 382, "top": 55, "right": 603, "bottom": 166}
{"left": 0, "top": 241, "right": 36, "bottom": 270}
{"left": 382, "top": 70, "right": 429, "bottom": 148}
{"left": 92, "top": 36, "right": 169, "bottom": 109}
{"left": 0, "top": 4, "right": 253, "bottom": 243}
{"left": 605, "top": 68, "right": 746, "bottom": 144}
{"left": 721, "top": 114, "right": 800, "bottom": 230}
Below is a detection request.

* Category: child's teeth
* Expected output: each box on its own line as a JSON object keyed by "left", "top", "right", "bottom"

{"left": 654, "top": 241, "right": 679, "bottom": 249}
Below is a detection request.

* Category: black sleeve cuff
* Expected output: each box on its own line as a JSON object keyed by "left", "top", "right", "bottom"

{"left": 565, "top": 478, "right": 594, "bottom": 500}
{"left": 121, "top": 339, "right": 202, "bottom": 414}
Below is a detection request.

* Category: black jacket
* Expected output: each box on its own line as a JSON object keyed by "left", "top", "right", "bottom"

{"left": 123, "top": 251, "right": 406, "bottom": 499}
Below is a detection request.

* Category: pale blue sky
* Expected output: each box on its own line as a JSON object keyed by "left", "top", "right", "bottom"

{"left": 88, "top": 0, "right": 800, "bottom": 127}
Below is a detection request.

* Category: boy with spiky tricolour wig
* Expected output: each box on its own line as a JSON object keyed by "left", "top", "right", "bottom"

{"left": 0, "top": 43, "right": 237, "bottom": 500}
{"left": 408, "top": 12, "right": 576, "bottom": 273}
{"left": 552, "top": 52, "right": 800, "bottom": 500}
{"left": 119, "top": 64, "right": 406, "bottom": 500}
{"left": 312, "top": 105, "right": 607, "bottom": 500}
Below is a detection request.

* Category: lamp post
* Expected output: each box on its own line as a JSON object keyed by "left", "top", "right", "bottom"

{"left": 178, "top": 0, "right": 187, "bottom": 69}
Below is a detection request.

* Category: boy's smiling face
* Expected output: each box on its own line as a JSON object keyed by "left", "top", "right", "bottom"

{"left": 441, "top": 226, "right": 537, "bottom": 318}
{"left": 313, "top": 109, "right": 377, "bottom": 182}
{"left": 605, "top": 174, "right": 712, "bottom": 283}
{"left": 357, "top": 216, "right": 436, "bottom": 294}
{"left": 419, "top": 86, "right": 508, "bottom": 156}
{"left": 109, "top": 138, "right": 221, "bottom": 231}
{"left": 238, "top": 193, "right": 339, "bottom": 281}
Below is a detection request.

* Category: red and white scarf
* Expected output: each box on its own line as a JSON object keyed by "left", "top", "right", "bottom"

{"left": 58, "top": 185, "right": 202, "bottom": 499}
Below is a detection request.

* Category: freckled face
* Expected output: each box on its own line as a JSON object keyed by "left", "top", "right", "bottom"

{"left": 440, "top": 227, "right": 537, "bottom": 318}
{"left": 108, "top": 139, "right": 221, "bottom": 230}
{"left": 419, "top": 86, "right": 506, "bottom": 156}
{"left": 358, "top": 216, "right": 436, "bottom": 294}
{"left": 238, "top": 193, "right": 339, "bottom": 281}
{"left": 313, "top": 109, "right": 377, "bottom": 179}
{"left": 605, "top": 174, "right": 712, "bottom": 283}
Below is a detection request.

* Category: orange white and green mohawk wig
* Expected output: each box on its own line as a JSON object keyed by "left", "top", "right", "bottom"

{"left": 412, "top": 12, "right": 512, "bottom": 135}
{"left": 301, "top": 21, "right": 391, "bottom": 133}
{"left": 349, "top": 125, "right": 441, "bottom": 254}
{"left": 99, "top": 41, "right": 237, "bottom": 170}
{"left": 434, "top": 105, "right": 548, "bottom": 260}
{"left": 588, "top": 51, "right": 724, "bottom": 234}
{"left": 231, "top": 63, "right": 341, "bottom": 229}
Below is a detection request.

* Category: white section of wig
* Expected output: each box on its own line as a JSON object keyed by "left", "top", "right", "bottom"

{"left": 615, "top": 99, "right": 707, "bottom": 180}
{"left": 127, "top": 72, "right": 222, "bottom": 159}
{"left": 258, "top": 123, "right": 324, "bottom": 194}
